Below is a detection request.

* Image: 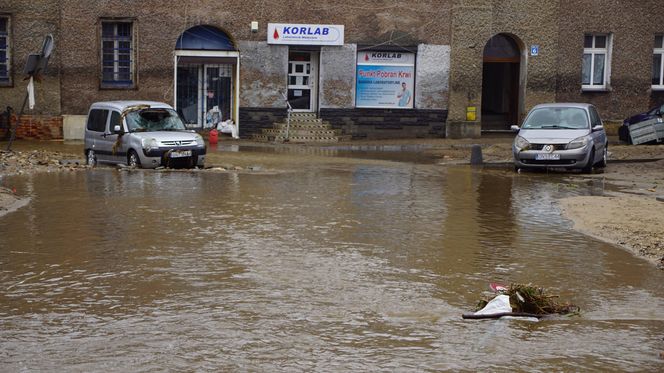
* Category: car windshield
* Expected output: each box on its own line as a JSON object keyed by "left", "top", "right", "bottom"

{"left": 522, "top": 107, "right": 589, "bottom": 129}
{"left": 126, "top": 108, "right": 186, "bottom": 132}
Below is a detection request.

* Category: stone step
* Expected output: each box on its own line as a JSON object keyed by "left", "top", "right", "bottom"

{"left": 262, "top": 128, "right": 342, "bottom": 137}
{"left": 253, "top": 132, "right": 351, "bottom": 143}
{"left": 289, "top": 112, "right": 318, "bottom": 119}
{"left": 282, "top": 118, "right": 324, "bottom": 125}
{"left": 273, "top": 122, "right": 331, "bottom": 130}
{"left": 253, "top": 112, "right": 349, "bottom": 143}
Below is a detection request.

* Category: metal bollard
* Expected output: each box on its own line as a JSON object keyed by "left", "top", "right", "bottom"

{"left": 470, "top": 144, "right": 483, "bottom": 165}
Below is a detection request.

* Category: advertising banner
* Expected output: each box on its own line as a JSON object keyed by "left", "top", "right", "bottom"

{"left": 267, "top": 23, "right": 344, "bottom": 46}
{"left": 356, "top": 52, "right": 415, "bottom": 109}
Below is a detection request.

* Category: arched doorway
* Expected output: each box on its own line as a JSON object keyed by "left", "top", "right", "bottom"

{"left": 174, "top": 25, "right": 239, "bottom": 136}
{"left": 481, "top": 34, "right": 522, "bottom": 131}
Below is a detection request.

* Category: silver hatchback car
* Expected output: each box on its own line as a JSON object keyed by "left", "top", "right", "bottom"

{"left": 84, "top": 101, "right": 206, "bottom": 169}
{"left": 512, "top": 103, "right": 608, "bottom": 172}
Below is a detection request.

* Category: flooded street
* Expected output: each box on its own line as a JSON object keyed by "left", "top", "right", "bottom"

{"left": 1, "top": 148, "right": 663, "bottom": 371}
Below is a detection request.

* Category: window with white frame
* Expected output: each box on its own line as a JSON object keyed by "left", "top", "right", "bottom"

{"left": 653, "top": 35, "right": 664, "bottom": 89}
{"left": 582, "top": 34, "right": 611, "bottom": 90}
{"left": 101, "top": 20, "right": 134, "bottom": 88}
{"left": 0, "top": 16, "right": 10, "bottom": 86}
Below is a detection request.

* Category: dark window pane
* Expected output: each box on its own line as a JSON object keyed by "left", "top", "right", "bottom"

{"left": 0, "top": 17, "right": 7, "bottom": 33}
{"left": 102, "top": 23, "right": 114, "bottom": 37}
{"left": 102, "top": 41, "right": 114, "bottom": 53}
{"left": 595, "top": 35, "right": 606, "bottom": 48}
{"left": 118, "top": 23, "right": 131, "bottom": 37}
{"left": 87, "top": 109, "right": 109, "bottom": 132}
{"left": 289, "top": 52, "right": 310, "bottom": 62}
{"left": 584, "top": 35, "right": 593, "bottom": 48}
{"left": 110, "top": 111, "right": 122, "bottom": 129}
{"left": 654, "top": 54, "right": 662, "bottom": 85}
{"left": 288, "top": 88, "right": 311, "bottom": 110}
{"left": 656, "top": 35, "right": 664, "bottom": 49}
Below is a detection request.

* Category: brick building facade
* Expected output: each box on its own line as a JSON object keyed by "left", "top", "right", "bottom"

{"left": 0, "top": 0, "right": 662, "bottom": 140}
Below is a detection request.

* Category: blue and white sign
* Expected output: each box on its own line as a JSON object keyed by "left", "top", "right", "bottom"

{"left": 356, "top": 65, "right": 414, "bottom": 108}
{"left": 356, "top": 51, "right": 415, "bottom": 109}
{"left": 530, "top": 45, "right": 539, "bottom": 56}
{"left": 267, "top": 23, "right": 344, "bottom": 46}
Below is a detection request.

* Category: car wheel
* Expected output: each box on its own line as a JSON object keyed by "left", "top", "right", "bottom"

{"left": 595, "top": 145, "right": 608, "bottom": 168}
{"left": 128, "top": 150, "right": 141, "bottom": 168}
{"left": 581, "top": 148, "right": 595, "bottom": 173}
{"left": 86, "top": 149, "right": 97, "bottom": 167}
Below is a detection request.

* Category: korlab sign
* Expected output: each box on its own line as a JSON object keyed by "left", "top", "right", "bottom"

{"left": 267, "top": 23, "right": 344, "bottom": 46}
{"left": 357, "top": 51, "right": 415, "bottom": 65}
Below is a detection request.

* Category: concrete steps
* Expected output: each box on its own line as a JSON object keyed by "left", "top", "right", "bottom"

{"left": 252, "top": 112, "right": 349, "bottom": 143}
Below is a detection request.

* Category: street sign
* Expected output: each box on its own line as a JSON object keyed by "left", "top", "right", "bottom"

{"left": 530, "top": 45, "right": 539, "bottom": 56}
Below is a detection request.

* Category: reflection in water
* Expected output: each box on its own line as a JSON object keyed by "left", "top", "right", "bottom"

{"left": 1, "top": 162, "right": 663, "bottom": 371}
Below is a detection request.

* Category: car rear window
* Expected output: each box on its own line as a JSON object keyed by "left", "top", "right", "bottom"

{"left": 86, "top": 109, "right": 108, "bottom": 132}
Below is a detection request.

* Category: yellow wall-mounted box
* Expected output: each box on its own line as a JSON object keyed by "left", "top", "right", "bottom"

{"left": 466, "top": 106, "right": 477, "bottom": 121}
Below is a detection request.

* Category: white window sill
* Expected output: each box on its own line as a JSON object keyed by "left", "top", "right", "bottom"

{"left": 581, "top": 85, "right": 610, "bottom": 92}
{"left": 651, "top": 85, "right": 664, "bottom": 91}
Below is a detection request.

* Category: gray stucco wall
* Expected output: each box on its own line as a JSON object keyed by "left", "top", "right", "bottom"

{"left": 238, "top": 41, "right": 287, "bottom": 108}
{"left": 415, "top": 44, "right": 450, "bottom": 110}
{"left": 319, "top": 44, "right": 356, "bottom": 109}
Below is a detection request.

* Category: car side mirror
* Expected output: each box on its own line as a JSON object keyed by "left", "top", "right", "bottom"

{"left": 592, "top": 125, "right": 604, "bottom": 132}
{"left": 510, "top": 125, "right": 520, "bottom": 132}
{"left": 113, "top": 125, "right": 124, "bottom": 134}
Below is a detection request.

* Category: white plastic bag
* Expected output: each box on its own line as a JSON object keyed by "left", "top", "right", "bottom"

{"left": 474, "top": 295, "right": 511, "bottom": 315}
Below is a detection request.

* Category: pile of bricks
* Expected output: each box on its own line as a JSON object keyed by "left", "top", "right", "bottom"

{"left": 12, "top": 115, "right": 63, "bottom": 140}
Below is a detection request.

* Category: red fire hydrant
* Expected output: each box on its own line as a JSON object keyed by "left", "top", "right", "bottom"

{"left": 209, "top": 129, "right": 218, "bottom": 145}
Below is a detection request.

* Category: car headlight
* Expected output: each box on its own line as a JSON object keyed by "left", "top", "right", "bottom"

{"left": 141, "top": 137, "right": 159, "bottom": 151}
{"left": 195, "top": 135, "right": 205, "bottom": 147}
{"left": 567, "top": 136, "right": 589, "bottom": 150}
{"left": 514, "top": 136, "right": 530, "bottom": 150}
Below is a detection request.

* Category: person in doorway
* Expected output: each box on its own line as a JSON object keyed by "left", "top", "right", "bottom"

{"left": 397, "top": 82, "right": 411, "bottom": 107}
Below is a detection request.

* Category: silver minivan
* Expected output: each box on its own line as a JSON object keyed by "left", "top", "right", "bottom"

{"left": 512, "top": 103, "right": 608, "bottom": 173}
{"left": 84, "top": 101, "right": 206, "bottom": 169}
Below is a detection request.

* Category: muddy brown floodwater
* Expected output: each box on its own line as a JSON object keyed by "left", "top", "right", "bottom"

{"left": 1, "top": 145, "right": 664, "bottom": 371}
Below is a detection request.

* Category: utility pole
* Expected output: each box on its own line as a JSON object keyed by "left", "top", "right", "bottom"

{"left": 6, "top": 34, "right": 54, "bottom": 151}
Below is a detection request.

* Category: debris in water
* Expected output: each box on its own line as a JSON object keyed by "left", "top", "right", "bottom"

{"left": 463, "top": 283, "right": 580, "bottom": 320}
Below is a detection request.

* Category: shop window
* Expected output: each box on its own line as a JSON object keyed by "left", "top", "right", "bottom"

{"left": 0, "top": 16, "right": 11, "bottom": 86}
{"left": 653, "top": 35, "right": 664, "bottom": 90}
{"left": 356, "top": 51, "right": 415, "bottom": 109}
{"left": 582, "top": 34, "right": 611, "bottom": 91}
{"left": 101, "top": 20, "right": 135, "bottom": 88}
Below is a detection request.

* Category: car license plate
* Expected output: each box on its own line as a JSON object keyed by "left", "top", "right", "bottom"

{"left": 535, "top": 153, "right": 560, "bottom": 161}
{"left": 170, "top": 150, "right": 192, "bottom": 158}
